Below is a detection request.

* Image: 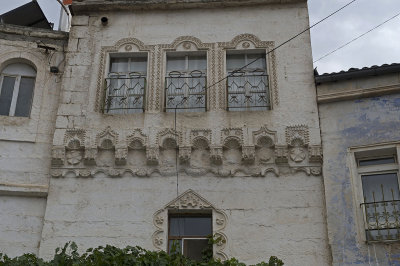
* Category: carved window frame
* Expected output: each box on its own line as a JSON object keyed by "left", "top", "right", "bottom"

{"left": 95, "top": 38, "right": 154, "bottom": 113}
{"left": 218, "top": 34, "right": 278, "bottom": 110}
{"left": 157, "top": 37, "right": 213, "bottom": 112}
{"left": 152, "top": 189, "right": 228, "bottom": 260}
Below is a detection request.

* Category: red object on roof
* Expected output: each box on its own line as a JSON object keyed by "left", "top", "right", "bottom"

{"left": 63, "top": 0, "right": 72, "bottom": 5}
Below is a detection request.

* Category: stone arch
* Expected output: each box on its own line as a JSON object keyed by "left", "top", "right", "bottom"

{"left": 152, "top": 189, "right": 228, "bottom": 260}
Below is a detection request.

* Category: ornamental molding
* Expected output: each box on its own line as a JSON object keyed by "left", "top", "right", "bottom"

{"left": 51, "top": 125, "right": 322, "bottom": 178}
{"left": 218, "top": 33, "right": 279, "bottom": 107}
{"left": 152, "top": 189, "right": 228, "bottom": 260}
{"left": 95, "top": 38, "right": 155, "bottom": 112}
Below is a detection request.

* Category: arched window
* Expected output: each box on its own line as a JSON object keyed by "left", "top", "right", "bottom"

{"left": 0, "top": 63, "right": 36, "bottom": 117}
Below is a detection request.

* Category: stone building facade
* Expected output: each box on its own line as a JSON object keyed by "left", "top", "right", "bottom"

{"left": 1, "top": 0, "right": 335, "bottom": 265}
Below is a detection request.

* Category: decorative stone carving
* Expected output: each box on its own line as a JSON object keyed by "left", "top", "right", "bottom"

{"left": 255, "top": 136, "right": 274, "bottom": 164}
{"left": 146, "top": 146, "right": 159, "bottom": 165}
{"left": 96, "top": 38, "right": 154, "bottom": 112}
{"left": 84, "top": 148, "right": 97, "bottom": 165}
{"left": 66, "top": 150, "right": 83, "bottom": 165}
{"left": 127, "top": 129, "right": 147, "bottom": 149}
{"left": 51, "top": 147, "right": 65, "bottom": 166}
{"left": 309, "top": 145, "right": 323, "bottom": 163}
{"left": 115, "top": 148, "right": 128, "bottom": 165}
{"left": 190, "top": 129, "right": 212, "bottom": 146}
{"left": 289, "top": 145, "right": 306, "bottom": 163}
{"left": 242, "top": 145, "right": 255, "bottom": 164}
{"left": 218, "top": 34, "right": 278, "bottom": 107}
{"left": 310, "top": 167, "right": 322, "bottom": 176}
{"left": 179, "top": 146, "right": 191, "bottom": 163}
{"left": 286, "top": 125, "right": 309, "bottom": 147}
{"left": 221, "top": 128, "right": 243, "bottom": 145}
{"left": 275, "top": 145, "right": 288, "bottom": 163}
{"left": 157, "top": 128, "right": 181, "bottom": 147}
{"left": 253, "top": 125, "right": 277, "bottom": 145}
{"left": 210, "top": 146, "right": 223, "bottom": 165}
{"left": 152, "top": 189, "right": 228, "bottom": 259}
{"left": 96, "top": 127, "right": 118, "bottom": 149}
{"left": 64, "top": 129, "right": 85, "bottom": 148}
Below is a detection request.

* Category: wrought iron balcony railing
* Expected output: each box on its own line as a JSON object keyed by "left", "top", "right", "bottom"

{"left": 104, "top": 72, "right": 146, "bottom": 114}
{"left": 226, "top": 71, "right": 270, "bottom": 111}
{"left": 165, "top": 71, "right": 207, "bottom": 112}
{"left": 361, "top": 188, "right": 400, "bottom": 242}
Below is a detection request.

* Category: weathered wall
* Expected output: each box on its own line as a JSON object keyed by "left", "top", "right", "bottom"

{"left": 318, "top": 72, "right": 400, "bottom": 265}
{"left": 41, "top": 2, "right": 328, "bottom": 265}
{"left": 0, "top": 196, "right": 47, "bottom": 257}
{"left": 0, "top": 25, "right": 68, "bottom": 256}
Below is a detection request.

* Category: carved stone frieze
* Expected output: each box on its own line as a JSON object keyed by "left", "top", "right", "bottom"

{"left": 157, "top": 128, "right": 181, "bottom": 147}
{"left": 51, "top": 147, "right": 65, "bottom": 166}
{"left": 190, "top": 129, "right": 212, "bottom": 147}
{"left": 286, "top": 125, "right": 309, "bottom": 147}
{"left": 210, "top": 146, "right": 223, "bottom": 165}
{"left": 127, "top": 129, "right": 147, "bottom": 149}
{"left": 221, "top": 128, "right": 243, "bottom": 146}
{"left": 152, "top": 190, "right": 228, "bottom": 259}
{"left": 253, "top": 125, "right": 277, "bottom": 145}
{"left": 96, "top": 126, "right": 118, "bottom": 149}
{"left": 309, "top": 145, "right": 323, "bottom": 163}
{"left": 275, "top": 145, "right": 288, "bottom": 163}
{"left": 146, "top": 146, "right": 159, "bottom": 165}
{"left": 64, "top": 129, "right": 85, "bottom": 149}
{"left": 115, "top": 148, "right": 128, "bottom": 165}
{"left": 242, "top": 145, "right": 255, "bottom": 164}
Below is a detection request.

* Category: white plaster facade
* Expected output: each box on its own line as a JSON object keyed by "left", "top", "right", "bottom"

{"left": 0, "top": 1, "right": 331, "bottom": 265}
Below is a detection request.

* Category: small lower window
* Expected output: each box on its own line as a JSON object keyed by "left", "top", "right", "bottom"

{"left": 168, "top": 214, "right": 212, "bottom": 261}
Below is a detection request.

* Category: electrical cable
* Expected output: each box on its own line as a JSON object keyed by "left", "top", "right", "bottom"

{"left": 204, "top": 0, "right": 358, "bottom": 90}
{"left": 313, "top": 11, "right": 400, "bottom": 63}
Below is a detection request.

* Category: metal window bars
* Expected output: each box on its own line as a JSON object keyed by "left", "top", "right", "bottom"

{"left": 104, "top": 72, "right": 146, "bottom": 114}
{"left": 165, "top": 70, "right": 207, "bottom": 112}
{"left": 226, "top": 69, "right": 270, "bottom": 111}
{"left": 361, "top": 185, "right": 400, "bottom": 242}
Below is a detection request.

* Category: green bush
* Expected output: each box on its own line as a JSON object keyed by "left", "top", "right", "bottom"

{"left": 0, "top": 242, "right": 283, "bottom": 266}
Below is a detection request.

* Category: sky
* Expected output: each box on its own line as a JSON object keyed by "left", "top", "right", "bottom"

{"left": 0, "top": 0, "right": 399, "bottom": 74}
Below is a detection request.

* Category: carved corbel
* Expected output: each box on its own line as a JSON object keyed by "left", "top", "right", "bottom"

{"left": 179, "top": 146, "right": 191, "bottom": 164}
{"left": 84, "top": 148, "right": 97, "bottom": 165}
{"left": 210, "top": 146, "right": 223, "bottom": 165}
{"left": 242, "top": 145, "right": 255, "bottom": 164}
{"left": 115, "top": 147, "right": 128, "bottom": 166}
{"left": 146, "top": 146, "right": 159, "bottom": 165}
{"left": 274, "top": 145, "right": 288, "bottom": 163}
{"left": 51, "top": 146, "right": 65, "bottom": 166}
{"left": 309, "top": 145, "right": 323, "bottom": 163}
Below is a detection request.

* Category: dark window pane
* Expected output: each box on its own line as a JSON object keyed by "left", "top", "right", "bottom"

{"left": 0, "top": 76, "right": 16, "bottom": 116}
{"left": 362, "top": 173, "right": 400, "bottom": 202}
{"left": 183, "top": 239, "right": 210, "bottom": 262}
{"left": 14, "top": 77, "right": 35, "bottom": 117}
{"left": 359, "top": 157, "right": 396, "bottom": 166}
{"left": 170, "top": 216, "right": 212, "bottom": 237}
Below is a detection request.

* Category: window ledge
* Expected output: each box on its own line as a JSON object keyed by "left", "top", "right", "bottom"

{"left": 0, "top": 182, "right": 48, "bottom": 197}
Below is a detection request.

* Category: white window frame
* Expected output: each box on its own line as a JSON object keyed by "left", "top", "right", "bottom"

{"left": 349, "top": 142, "right": 400, "bottom": 243}
{"left": 225, "top": 49, "right": 270, "bottom": 111}
{"left": 164, "top": 51, "right": 207, "bottom": 112}
{"left": 0, "top": 71, "right": 36, "bottom": 117}
{"left": 104, "top": 52, "right": 148, "bottom": 114}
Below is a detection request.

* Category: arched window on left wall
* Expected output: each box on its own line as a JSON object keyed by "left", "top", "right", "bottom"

{"left": 0, "top": 62, "right": 36, "bottom": 117}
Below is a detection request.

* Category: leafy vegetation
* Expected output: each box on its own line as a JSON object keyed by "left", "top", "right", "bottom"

{"left": 0, "top": 242, "right": 283, "bottom": 266}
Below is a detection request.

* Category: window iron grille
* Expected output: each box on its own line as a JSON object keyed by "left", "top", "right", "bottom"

{"left": 361, "top": 185, "right": 400, "bottom": 242}
{"left": 104, "top": 72, "right": 146, "bottom": 114}
{"left": 165, "top": 70, "right": 207, "bottom": 112}
{"left": 226, "top": 70, "right": 270, "bottom": 111}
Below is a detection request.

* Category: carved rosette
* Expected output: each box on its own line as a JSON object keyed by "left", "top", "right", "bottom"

{"left": 152, "top": 190, "right": 228, "bottom": 259}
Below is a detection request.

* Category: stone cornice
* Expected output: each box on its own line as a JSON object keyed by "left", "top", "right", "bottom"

{"left": 70, "top": 0, "right": 306, "bottom": 14}
{"left": 0, "top": 182, "right": 48, "bottom": 197}
{"left": 317, "top": 83, "right": 400, "bottom": 104}
{"left": 0, "top": 24, "right": 69, "bottom": 41}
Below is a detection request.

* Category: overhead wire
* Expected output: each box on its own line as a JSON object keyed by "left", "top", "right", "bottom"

{"left": 314, "top": 11, "right": 400, "bottom": 63}
{"left": 204, "top": 0, "right": 358, "bottom": 90}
